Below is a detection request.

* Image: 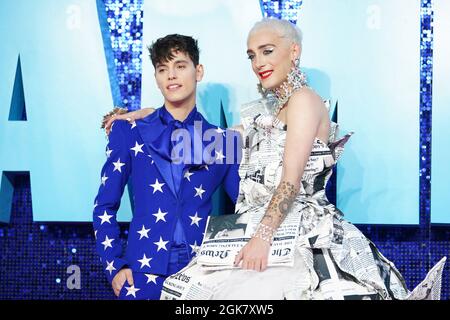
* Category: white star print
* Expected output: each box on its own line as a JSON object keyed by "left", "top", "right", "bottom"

{"left": 150, "top": 179, "right": 165, "bottom": 194}
{"left": 98, "top": 211, "right": 113, "bottom": 225}
{"left": 215, "top": 150, "right": 225, "bottom": 161}
{"left": 101, "top": 173, "right": 109, "bottom": 186}
{"left": 152, "top": 208, "right": 168, "bottom": 223}
{"left": 101, "top": 235, "right": 114, "bottom": 250}
{"left": 105, "top": 260, "right": 116, "bottom": 275}
{"left": 189, "top": 212, "right": 203, "bottom": 227}
{"left": 130, "top": 142, "right": 144, "bottom": 157}
{"left": 138, "top": 254, "right": 152, "bottom": 269}
{"left": 125, "top": 284, "right": 140, "bottom": 298}
{"left": 137, "top": 225, "right": 150, "bottom": 240}
{"left": 145, "top": 274, "right": 158, "bottom": 285}
{"left": 202, "top": 165, "right": 209, "bottom": 171}
{"left": 93, "top": 201, "right": 98, "bottom": 209}
{"left": 148, "top": 154, "right": 154, "bottom": 164}
{"left": 184, "top": 170, "right": 194, "bottom": 181}
{"left": 106, "top": 146, "right": 113, "bottom": 158}
{"left": 153, "top": 236, "right": 169, "bottom": 252}
{"left": 194, "top": 184, "right": 206, "bottom": 199}
{"left": 130, "top": 121, "right": 137, "bottom": 129}
{"left": 113, "top": 158, "right": 125, "bottom": 173}
{"left": 189, "top": 241, "right": 200, "bottom": 254}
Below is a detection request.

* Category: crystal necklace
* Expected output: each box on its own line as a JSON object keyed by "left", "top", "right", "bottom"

{"left": 258, "top": 66, "right": 308, "bottom": 133}
{"left": 269, "top": 66, "right": 308, "bottom": 118}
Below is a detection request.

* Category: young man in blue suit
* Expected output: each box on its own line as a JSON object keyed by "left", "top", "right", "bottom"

{"left": 93, "top": 34, "right": 241, "bottom": 300}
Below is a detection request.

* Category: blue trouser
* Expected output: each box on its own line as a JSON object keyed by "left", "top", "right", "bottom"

{"left": 117, "top": 244, "right": 190, "bottom": 300}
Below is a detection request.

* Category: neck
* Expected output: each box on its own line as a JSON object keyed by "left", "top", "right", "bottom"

{"left": 164, "top": 97, "right": 196, "bottom": 122}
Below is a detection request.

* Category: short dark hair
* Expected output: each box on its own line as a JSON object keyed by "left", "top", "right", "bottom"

{"left": 148, "top": 34, "right": 200, "bottom": 67}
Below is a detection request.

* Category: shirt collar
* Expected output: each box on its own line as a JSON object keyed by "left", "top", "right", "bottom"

{"left": 159, "top": 105, "right": 198, "bottom": 126}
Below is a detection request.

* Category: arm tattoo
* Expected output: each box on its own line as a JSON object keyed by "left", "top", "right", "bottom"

{"left": 262, "top": 181, "right": 299, "bottom": 229}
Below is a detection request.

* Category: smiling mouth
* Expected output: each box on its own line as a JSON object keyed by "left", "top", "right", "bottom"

{"left": 259, "top": 70, "right": 273, "bottom": 80}
{"left": 167, "top": 84, "right": 182, "bottom": 91}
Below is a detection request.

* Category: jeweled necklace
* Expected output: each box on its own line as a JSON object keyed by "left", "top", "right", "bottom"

{"left": 257, "top": 63, "right": 308, "bottom": 134}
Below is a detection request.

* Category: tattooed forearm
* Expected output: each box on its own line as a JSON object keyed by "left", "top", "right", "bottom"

{"left": 261, "top": 181, "right": 299, "bottom": 229}
{"left": 253, "top": 181, "right": 299, "bottom": 244}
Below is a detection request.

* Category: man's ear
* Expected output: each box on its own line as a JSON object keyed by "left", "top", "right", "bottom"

{"left": 196, "top": 64, "right": 204, "bottom": 82}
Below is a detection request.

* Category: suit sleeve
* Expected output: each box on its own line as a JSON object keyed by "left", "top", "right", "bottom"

{"left": 222, "top": 129, "right": 242, "bottom": 204}
{"left": 92, "top": 121, "right": 131, "bottom": 284}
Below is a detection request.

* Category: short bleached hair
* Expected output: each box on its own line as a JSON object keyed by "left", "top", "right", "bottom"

{"left": 248, "top": 18, "right": 303, "bottom": 46}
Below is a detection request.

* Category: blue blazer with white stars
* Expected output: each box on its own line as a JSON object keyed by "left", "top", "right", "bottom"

{"left": 92, "top": 108, "right": 241, "bottom": 284}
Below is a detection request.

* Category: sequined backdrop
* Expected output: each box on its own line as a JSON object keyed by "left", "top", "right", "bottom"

{"left": 0, "top": 0, "right": 448, "bottom": 300}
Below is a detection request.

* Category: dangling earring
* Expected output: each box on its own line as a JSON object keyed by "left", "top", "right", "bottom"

{"left": 291, "top": 58, "right": 301, "bottom": 75}
{"left": 287, "top": 57, "right": 307, "bottom": 89}
{"left": 268, "top": 57, "right": 308, "bottom": 117}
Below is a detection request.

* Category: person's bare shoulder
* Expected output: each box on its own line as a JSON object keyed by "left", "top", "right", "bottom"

{"left": 288, "top": 87, "right": 325, "bottom": 110}
{"left": 285, "top": 87, "right": 325, "bottom": 124}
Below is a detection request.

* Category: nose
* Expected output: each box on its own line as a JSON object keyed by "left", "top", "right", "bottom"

{"left": 254, "top": 54, "right": 266, "bottom": 70}
{"left": 168, "top": 68, "right": 177, "bottom": 80}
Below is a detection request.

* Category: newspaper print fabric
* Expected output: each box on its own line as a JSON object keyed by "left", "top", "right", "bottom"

{"left": 161, "top": 98, "right": 446, "bottom": 300}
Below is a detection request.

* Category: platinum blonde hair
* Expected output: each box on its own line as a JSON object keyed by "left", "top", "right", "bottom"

{"left": 248, "top": 18, "right": 303, "bottom": 46}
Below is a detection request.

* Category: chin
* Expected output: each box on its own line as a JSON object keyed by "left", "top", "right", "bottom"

{"left": 261, "top": 82, "right": 278, "bottom": 91}
{"left": 165, "top": 93, "right": 186, "bottom": 102}
{"left": 260, "top": 78, "right": 283, "bottom": 91}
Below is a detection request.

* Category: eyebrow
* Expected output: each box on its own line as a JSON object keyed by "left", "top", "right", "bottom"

{"left": 246, "top": 43, "right": 276, "bottom": 54}
{"left": 156, "top": 59, "right": 189, "bottom": 68}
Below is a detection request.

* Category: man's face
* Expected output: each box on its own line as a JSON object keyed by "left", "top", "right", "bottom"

{"left": 154, "top": 50, "right": 204, "bottom": 108}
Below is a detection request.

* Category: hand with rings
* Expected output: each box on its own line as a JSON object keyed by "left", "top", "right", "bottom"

{"left": 102, "top": 107, "right": 156, "bottom": 135}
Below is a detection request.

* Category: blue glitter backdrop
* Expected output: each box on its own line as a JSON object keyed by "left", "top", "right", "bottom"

{"left": 98, "top": 0, "right": 144, "bottom": 111}
{"left": 0, "top": 0, "right": 448, "bottom": 300}
{"left": 260, "top": 0, "right": 303, "bottom": 24}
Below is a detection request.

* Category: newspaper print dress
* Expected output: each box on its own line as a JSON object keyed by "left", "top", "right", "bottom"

{"left": 161, "top": 98, "right": 446, "bottom": 300}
